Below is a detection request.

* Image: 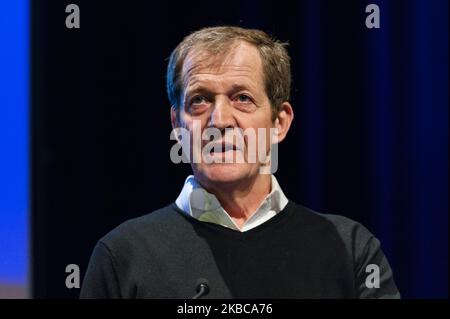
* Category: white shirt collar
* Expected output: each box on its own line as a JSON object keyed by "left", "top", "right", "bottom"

{"left": 175, "top": 175, "right": 289, "bottom": 232}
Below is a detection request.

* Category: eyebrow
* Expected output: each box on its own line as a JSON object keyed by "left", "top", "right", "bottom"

{"left": 186, "top": 83, "right": 254, "bottom": 95}
{"left": 230, "top": 84, "right": 253, "bottom": 92}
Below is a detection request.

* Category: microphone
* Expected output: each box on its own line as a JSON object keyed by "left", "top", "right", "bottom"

{"left": 191, "top": 278, "right": 210, "bottom": 299}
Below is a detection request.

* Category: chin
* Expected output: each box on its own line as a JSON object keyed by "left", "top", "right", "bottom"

{"left": 195, "top": 163, "right": 253, "bottom": 186}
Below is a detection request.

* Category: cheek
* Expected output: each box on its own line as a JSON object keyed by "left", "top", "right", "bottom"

{"left": 237, "top": 122, "right": 274, "bottom": 159}
{"left": 235, "top": 111, "right": 269, "bottom": 128}
{"left": 236, "top": 113, "right": 273, "bottom": 135}
{"left": 179, "top": 113, "right": 208, "bottom": 132}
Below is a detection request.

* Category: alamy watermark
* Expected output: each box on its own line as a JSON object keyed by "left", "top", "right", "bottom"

{"left": 169, "top": 120, "right": 279, "bottom": 174}
{"left": 365, "top": 4, "right": 380, "bottom": 29}
{"left": 65, "top": 4, "right": 80, "bottom": 29}
{"left": 65, "top": 264, "right": 80, "bottom": 289}
{"left": 65, "top": 4, "right": 379, "bottom": 30}
{"left": 365, "top": 264, "right": 380, "bottom": 288}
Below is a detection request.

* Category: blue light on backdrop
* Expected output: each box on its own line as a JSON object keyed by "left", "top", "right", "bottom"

{"left": 0, "top": 0, "right": 29, "bottom": 296}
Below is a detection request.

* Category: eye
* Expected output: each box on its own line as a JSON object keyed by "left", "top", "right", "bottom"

{"left": 235, "top": 94, "right": 252, "bottom": 103}
{"left": 187, "top": 95, "right": 209, "bottom": 115}
{"left": 190, "top": 95, "right": 208, "bottom": 105}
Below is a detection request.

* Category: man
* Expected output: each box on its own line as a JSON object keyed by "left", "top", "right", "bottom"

{"left": 80, "top": 26, "right": 400, "bottom": 298}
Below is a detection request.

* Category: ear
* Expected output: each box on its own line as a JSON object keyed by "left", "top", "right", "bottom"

{"left": 273, "top": 102, "right": 294, "bottom": 144}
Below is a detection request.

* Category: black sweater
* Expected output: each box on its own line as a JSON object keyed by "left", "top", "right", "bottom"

{"left": 80, "top": 201, "right": 400, "bottom": 299}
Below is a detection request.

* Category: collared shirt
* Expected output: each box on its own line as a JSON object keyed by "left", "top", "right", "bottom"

{"left": 175, "top": 175, "right": 289, "bottom": 232}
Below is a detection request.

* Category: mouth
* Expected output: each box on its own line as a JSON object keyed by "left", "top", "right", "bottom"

{"left": 207, "top": 141, "right": 241, "bottom": 154}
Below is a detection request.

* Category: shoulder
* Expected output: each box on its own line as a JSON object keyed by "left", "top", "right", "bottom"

{"left": 97, "top": 203, "right": 188, "bottom": 251}
{"left": 294, "top": 204, "right": 400, "bottom": 298}
{"left": 290, "top": 202, "right": 378, "bottom": 261}
{"left": 316, "top": 210, "right": 375, "bottom": 246}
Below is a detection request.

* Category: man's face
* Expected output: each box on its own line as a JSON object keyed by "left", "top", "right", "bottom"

{"left": 173, "top": 41, "right": 276, "bottom": 188}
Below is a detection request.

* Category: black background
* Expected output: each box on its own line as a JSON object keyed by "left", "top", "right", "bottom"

{"left": 31, "top": 0, "right": 448, "bottom": 298}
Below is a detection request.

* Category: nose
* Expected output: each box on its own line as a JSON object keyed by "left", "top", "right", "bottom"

{"left": 207, "top": 96, "right": 236, "bottom": 130}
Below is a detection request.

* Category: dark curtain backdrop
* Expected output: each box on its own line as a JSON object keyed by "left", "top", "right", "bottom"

{"left": 32, "top": 0, "right": 448, "bottom": 298}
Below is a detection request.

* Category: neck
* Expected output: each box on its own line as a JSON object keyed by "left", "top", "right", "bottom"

{"left": 198, "top": 174, "right": 272, "bottom": 229}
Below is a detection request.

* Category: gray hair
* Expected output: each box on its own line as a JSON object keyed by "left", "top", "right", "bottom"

{"left": 166, "top": 26, "right": 291, "bottom": 120}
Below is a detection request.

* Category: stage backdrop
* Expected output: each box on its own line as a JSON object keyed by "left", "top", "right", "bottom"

{"left": 31, "top": 0, "right": 448, "bottom": 298}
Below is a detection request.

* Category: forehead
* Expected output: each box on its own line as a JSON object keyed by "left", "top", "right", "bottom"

{"left": 181, "top": 41, "right": 264, "bottom": 90}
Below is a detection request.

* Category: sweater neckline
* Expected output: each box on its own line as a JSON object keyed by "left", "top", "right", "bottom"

{"left": 171, "top": 200, "right": 297, "bottom": 240}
